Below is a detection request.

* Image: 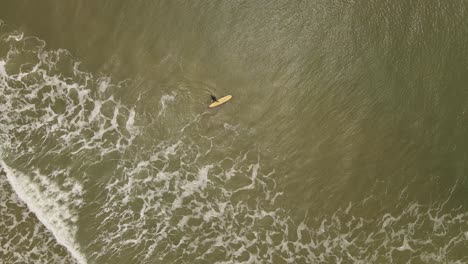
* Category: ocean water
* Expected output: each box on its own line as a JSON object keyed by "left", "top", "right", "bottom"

{"left": 1, "top": 1, "right": 467, "bottom": 263}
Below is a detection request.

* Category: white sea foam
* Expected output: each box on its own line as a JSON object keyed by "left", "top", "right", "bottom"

{"left": 158, "top": 92, "right": 176, "bottom": 117}
{"left": 87, "top": 132, "right": 468, "bottom": 263}
{"left": 0, "top": 34, "right": 139, "bottom": 158}
{"left": 126, "top": 107, "right": 136, "bottom": 133}
{"left": 172, "top": 164, "right": 213, "bottom": 209}
{"left": 0, "top": 170, "right": 78, "bottom": 263}
{"left": 98, "top": 77, "right": 111, "bottom": 93}
{"left": 0, "top": 59, "right": 6, "bottom": 76}
{"left": 0, "top": 27, "right": 140, "bottom": 263}
{"left": 1, "top": 161, "right": 86, "bottom": 264}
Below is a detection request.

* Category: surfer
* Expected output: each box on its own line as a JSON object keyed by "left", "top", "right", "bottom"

{"left": 208, "top": 94, "right": 232, "bottom": 108}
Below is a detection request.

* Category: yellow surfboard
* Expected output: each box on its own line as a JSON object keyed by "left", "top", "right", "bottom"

{"left": 209, "top": 95, "right": 232, "bottom": 108}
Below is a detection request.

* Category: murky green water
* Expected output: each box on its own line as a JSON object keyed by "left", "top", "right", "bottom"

{"left": 1, "top": 1, "right": 467, "bottom": 263}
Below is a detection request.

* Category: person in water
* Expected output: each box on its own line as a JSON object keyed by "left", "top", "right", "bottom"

{"left": 210, "top": 95, "right": 218, "bottom": 102}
